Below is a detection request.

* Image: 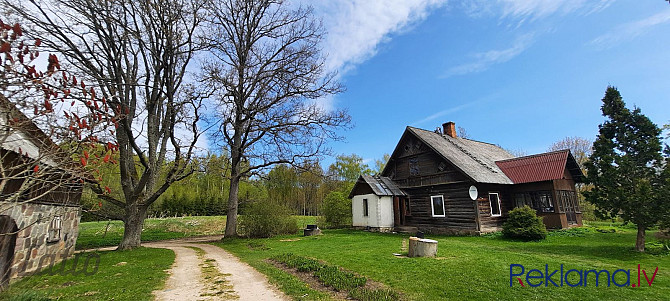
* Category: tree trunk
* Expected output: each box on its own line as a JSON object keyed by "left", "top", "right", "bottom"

{"left": 225, "top": 176, "right": 240, "bottom": 238}
{"left": 635, "top": 224, "right": 646, "bottom": 252}
{"left": 118, "top": 204, "right": 148, "bottom": 250}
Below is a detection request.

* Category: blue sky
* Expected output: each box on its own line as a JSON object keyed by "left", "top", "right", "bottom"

{"left": 307, "top": 0, "right": 670, "bottom": 167}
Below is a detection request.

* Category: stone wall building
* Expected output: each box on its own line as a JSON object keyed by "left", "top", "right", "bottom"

{"left": 1, "top": 95, "right": 84, "bottom": 289}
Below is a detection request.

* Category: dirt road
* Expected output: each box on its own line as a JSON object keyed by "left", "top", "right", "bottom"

{"left": 146, "top": 236, "right": 288, "bottom": 301}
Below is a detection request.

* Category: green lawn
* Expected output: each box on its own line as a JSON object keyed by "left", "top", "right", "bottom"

{"left": 0, "top": 247, "right": 174, "bottom": 301}
{"left": 214, "top": 223, "right": 670, "bottom": 301}
{"left": 76, "top": 216, "right": 228, "bottom": 249}
{"left": 77, "top": 215, "right": 318, "bottom": 249}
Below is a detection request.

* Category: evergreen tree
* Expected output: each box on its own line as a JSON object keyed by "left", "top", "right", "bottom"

{"left": 584, "top": 86, "right": 666, "bottom": 252}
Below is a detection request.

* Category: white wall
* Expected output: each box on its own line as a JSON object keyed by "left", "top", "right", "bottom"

{"left": 352, "top": 194, "right": 394, "bottom": 228}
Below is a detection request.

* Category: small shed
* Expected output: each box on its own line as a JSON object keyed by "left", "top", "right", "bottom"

{"left": 349, "top": 175, "right": 406, "bottom": 232}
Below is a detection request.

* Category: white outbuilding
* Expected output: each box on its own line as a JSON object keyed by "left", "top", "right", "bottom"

{"left": 349, "top": 175, "right": 406, "bottom": 232}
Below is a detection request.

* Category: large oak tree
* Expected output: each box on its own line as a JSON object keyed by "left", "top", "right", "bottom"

{"left": 5, "top": 0, "right": 207, "bottom": 249}
{"left": 203, "top": 0, "right": 350, "bottom": 237}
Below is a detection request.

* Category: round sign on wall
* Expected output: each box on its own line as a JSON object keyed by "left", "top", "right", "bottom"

{"left": 468, "top": 185, "right": 478, "bottom": 200}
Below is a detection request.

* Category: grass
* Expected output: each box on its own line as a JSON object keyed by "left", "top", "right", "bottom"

{"left": 76, "top": 215, "right": 318, "bottom": 249}
{"left": 213, "top": 223, "right": 670, "bottom": 301}
{"left": 0, "top": 247, "right": 174, "bottom": 301}
{"left": 186, "top": 246, "right": 238, "bottom": 299}
{"left": 76, "top": 216, "right": 227, "bottom": 249}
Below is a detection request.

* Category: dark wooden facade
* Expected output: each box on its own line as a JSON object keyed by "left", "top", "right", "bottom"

{"left": 368, "top": 125, "right": 583, "bottom": 234}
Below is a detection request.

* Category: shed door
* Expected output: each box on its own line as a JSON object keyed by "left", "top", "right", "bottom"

{"left": 0, "top": 215, "right": 18, "bottom": 291}
{"left": 393, "top": 196, "right": 408, "bottom": 226}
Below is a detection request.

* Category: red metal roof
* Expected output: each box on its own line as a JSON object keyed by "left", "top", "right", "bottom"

{"left": 495, "top": 150, "right": 571, "bottom": 184}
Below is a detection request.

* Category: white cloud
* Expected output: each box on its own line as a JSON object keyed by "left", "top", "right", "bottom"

{"left": 590, "top": 10, "right": 670, "bottom": 49}
{"left": 461, "top": 0, "right": 610, "bottom": 22}
{"left": 411, "top": 102, "right": 474, "bottom": 126}
{"left": 442, "top": 33, "right": 534, "bottom": 77}
{"left": 308, "top": 0, "right": 448, "bottom": 74}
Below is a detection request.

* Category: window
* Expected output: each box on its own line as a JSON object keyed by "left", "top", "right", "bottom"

{"left": 430, "top": 195, "right": 445, "bottom": 217}
{"left": 404, "top": 199, "right": 411, "bottom": 216}
{"left": 409, "top": 158, "right": 419, "bottom": 176}
{"left": 489, "top": 193, "right": 501, "bottom": 217}
{"left": 363, "top": 199, "right": 369, "bottom": 217}
{"left": 513, "top": 191, "right": 555, "bottom": 213}
{"left": 538, "top": 191, "right": 554, "bottom": 213}
{"left": 47, "top": 216, "right": 62, "bottom": 242}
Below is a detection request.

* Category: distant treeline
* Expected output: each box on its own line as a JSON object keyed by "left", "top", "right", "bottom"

{"left": 81, "top": 153, "right": 381, "bottom": 221}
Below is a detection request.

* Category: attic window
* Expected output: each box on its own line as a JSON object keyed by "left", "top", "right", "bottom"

{"left": 47, "top": 216, "right": 62, "bottom": 243}
{"left": 430, "top": 195, "right": 445, "bottom": 217}
{"left": 409, "top": 158, "right": 419, "bottom": 176}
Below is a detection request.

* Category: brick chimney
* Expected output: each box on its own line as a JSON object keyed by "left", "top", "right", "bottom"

{"left": 443, "top": 122, "right": 457, "bottom": 138}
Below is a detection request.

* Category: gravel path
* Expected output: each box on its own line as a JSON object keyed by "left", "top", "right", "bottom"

{"left": 146, "top": 236, "right": 288, "bottom": 301}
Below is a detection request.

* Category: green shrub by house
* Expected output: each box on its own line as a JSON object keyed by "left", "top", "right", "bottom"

{"left": 238, "top": 201, "right": 298, "bottom": 238}
{"left": 321, "top": 191, "right": 352, "bottom": 228}
{"left": 502, "top": 205, "right": 547, "bottom": 241}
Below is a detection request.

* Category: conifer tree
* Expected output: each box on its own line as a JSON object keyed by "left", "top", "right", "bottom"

{"left": 584, "top": 86, "right": 666, "bottom": 252}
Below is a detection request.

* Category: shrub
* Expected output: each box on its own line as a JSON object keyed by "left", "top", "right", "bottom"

{"left": 349, "top": 288, "right": 401, "bottom": 301}
{"left": 238, "top": 201, "right": 298, "bottom": 238}
{"left": 502, "top": 206, "right": 547, "bottom": 241}
{"left": 314, "top": 265, "right": 366, "bottom": 291}
{"left": 272, "top": 253, "right": 324, "bottom": 272}
{"left": 321, "top": 191, "right": 351, "bottom": 228}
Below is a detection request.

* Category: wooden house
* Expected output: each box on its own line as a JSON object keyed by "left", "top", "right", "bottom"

{"left": 350, "top": 122, "right": 584, "bottom": 234}
{"left": 0, "top": 96, "right": 84, "bottom": 289}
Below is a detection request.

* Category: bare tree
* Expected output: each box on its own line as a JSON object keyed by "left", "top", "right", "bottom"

{"left": 203, "top": 0, "right": 350, "bottom": 237}
{"left": 457, "top": 126, "right": 469, "bottom": 139}
{"left": 548, "top": 136, "right": 593, "bottom": 169}
{"left": 4, "top": 0, "right": 207, "bottom": 249}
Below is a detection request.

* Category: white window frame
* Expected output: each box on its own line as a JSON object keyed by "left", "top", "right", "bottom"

{"left": 47, "top": 216, "right": 62, "bottom": 243}
{"left": 489, "top": 192, "right": 502, "bottom": 217}
{"left": 430, "top": 195, "right": 446, "bottom": 217}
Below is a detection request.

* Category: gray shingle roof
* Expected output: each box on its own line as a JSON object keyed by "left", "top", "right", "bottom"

{"left": 349, "top": 175, "right": 407, "bottom": 198}
{"left": 407, "top": 127, "right": 515, "bottom": 184}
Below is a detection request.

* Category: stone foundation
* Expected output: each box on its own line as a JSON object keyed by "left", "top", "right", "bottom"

{"left": 1, "top": 201, "right": 81, "bottom": 280}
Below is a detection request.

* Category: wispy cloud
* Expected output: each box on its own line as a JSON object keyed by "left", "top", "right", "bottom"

{"left": 590, "top": 10, "right": 670, "bottom": 49}
{"left": 442, "top": 34, "right": 534, "bottom": 77}
{"left": 461, "top": 0, "right": 610, "bottom": 22}
{"left": 308, "top": 0, "right": 448, "bottom": 74}
{"left": 411, "top": 101, "right": 477, "bottom": 126}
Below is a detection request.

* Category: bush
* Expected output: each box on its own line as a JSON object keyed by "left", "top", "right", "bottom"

{"left": 502, "top": 206, "right": 547, "bottom": 241}
{"left": 349, "top": 288, "right": 401, "bottom": 301}
{"left": 314, "top": 265, "right": 366, "bottom": 291}
{"left": 321, "top": 191, "right": 351, "bottom": 228}
{"left": 272, "top": 253, "right": 323, "bottom": 272}
{"left": 238, "top": 201, "right": 298, "bottom": 238}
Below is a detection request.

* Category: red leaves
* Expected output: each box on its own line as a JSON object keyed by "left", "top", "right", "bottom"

{"left": 47, "top": 54, "right": 60, "bottom": 73}
{"left": 103, "top": 153, "right": 110, "bottom": 163}
{"left": 83, "top": 150, "right": 89, "bottom": 159}
{"left": 35, "top": 38, "right": 41, "bottom": 47}
{"left": 80, "top": 157, "right": 87, "bottom": 167}
{"left": 33, "top": 165, "right": 39, "bottom": 173}
{"left": 104, "top": 186, "right": 111, "bottom": 194}
{"left": 44, "top": 99, "right": 53, "bottom": 112}
{"left": 12, "top": 23, "right": 21, "bottom": 37}
{"left": 98, "top": 201, "right": 103, "bottom": 207}
{"left": 0, "top": 42, "right": 10, "bottom": 53}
